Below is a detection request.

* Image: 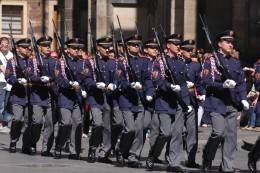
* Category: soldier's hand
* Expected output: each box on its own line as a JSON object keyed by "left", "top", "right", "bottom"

{"left": 223, "top": 79, "right": 236, "bottom": 88}
{"left": 107, "top": 83, "right": 117, "bottom": 91}
{"left": 134, "top": 82, "right": 142, "bottom": 89}
{"left": 131, "top": 82, "right": 136, "bottom": 89}
{"left": 241, "top": 100, "right": 249, "bottom": 110}
{"left": 96, "top": 82, "right": 106, "bottom": 89}
{"left": 146, "top": 95, "right": 153, "bottom": 102}
{"left": 40, "top": 76, "right": 50, "bottom": 83}
{"left": 170, "top": 84, "right": 181, "bottom": 92}
{"left": 18, "top": 78, "right": 27, "bottom": 85}
{"left": 187, "top": 106, "right": 193, "bottom": 113}
{"left": 81, "top": 90, "right": 87, "bottom": 98}
{"left": 200, "top": 95, "right": 206, "bottom": 101}
{"left": 69, "top": 81, "right": 79, "bottom": 87}
{"left": 186, "top": 81, "right": 194, "bottom": 88}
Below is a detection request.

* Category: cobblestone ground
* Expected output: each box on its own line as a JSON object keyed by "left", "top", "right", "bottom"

{"left": 0, "top": 125, "right": 259, "bottom": 173}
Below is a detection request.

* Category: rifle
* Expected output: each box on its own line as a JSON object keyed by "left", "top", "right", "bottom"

{"left": 116, "top": 15, "right": 138, "bottom": 83}
{"left": 199, "top": 14, "right": 233, "bottom": 80}
{"left": 64, "top": 21, "right": 69, "bottom": 42}
{"left": 52, "top": 19, "right": 77, "bottom": 81}
{"left": 160, "top": 24, "right": 167, "bottom": 42}
{"left": 9, "top": 24, "right": 25, "bottom": 78}
{"left": 111, "top": 22, "right": 120, "bottom": 60}
{"left": 29, "top": 21, "right": 50, "bottom": 77}
{"left": 152, "top": 28, "right": 178, "bottom": 85}
{"left": 88, "top": 19, "right": 104, "bottom": 83}
{"left": 135, "top": 22, "right": 144, "bottom": 55}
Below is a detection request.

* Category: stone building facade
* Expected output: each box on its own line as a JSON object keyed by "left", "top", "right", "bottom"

{"left": 0, "top": 0, "right": 259, "bottom": 62}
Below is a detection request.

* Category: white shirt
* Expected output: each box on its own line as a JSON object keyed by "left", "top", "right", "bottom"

{"left": 0, "top": 50, "right": 13, "bottom": 83}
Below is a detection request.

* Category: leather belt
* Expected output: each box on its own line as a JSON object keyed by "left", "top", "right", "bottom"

{"left": 68, "top": 86, "right": 81, "bottom": 90}
{"left": 188, "top": 87, "right": 195, "bottom": 92}
{"left": 31, "top": 82, "right": 55, "bottom": 87}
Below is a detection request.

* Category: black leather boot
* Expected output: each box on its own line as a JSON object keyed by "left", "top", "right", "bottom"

{"left": 9, "top": 142, "right": 16, "bottom": 153}
{"left": 88, "top": 148, "right": 96, "bottom": 162}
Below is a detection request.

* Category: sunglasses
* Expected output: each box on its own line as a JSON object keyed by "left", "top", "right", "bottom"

{"left": 70, "top": 46, "right": 81, "bottom": 50}
{"left": 129, "top": 44, "right": 140, "bottom": 47}
{"left": 20, "top": 46, "right": 30, "bottom": 49}
{"left": 1, "top": 43, "right": 8, "bottom": 47}
{"left": 40, "top": 44, "right": 51, "bottom": 47}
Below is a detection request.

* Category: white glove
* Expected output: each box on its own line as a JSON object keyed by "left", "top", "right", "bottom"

{"left": 170, "top": 84, "right": 181, "bottom": 92}
{"left": 96, "top": 82, "right": 106, "bottom": 89}
{"left": 187, "top": 106, "right": 193, "bottom": 113}
{"left": 69, "top": 81, "right": 79, "bottom": 87}
{"left": 241, "top": 100, "right": 249, "bottom": 110}
{"left": 200, "top": 95, "right": 206, "bottom": 101}
{"left": 107, "top": 83, "right": 117, "bottom": 91}
{"left": 131, "top": 82, "right": 136, "bottom": 89}
{"left": 134, "top": 82, "right": 142, "bottom": 89}
{"left": 81, "top": 90, "right": 87, "bottom": 98}
{"left": 146, "top": 95, "right": 153, "bottom": 102}
{"left": 40, "top": 76, "right": 50, "bottom": 83}
{"left": 223, "top": 79, "right": 236, "bottom": 88}
{"left": 3, "top": 84, "right": 12, "bottom": 91}
{"left": 18, "top": 78, "right": 27, "bottom": 85}
{"left": 186, "top": 81, "right": 194, "bottom": 89}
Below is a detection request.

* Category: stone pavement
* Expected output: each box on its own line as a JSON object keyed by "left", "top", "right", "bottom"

{"left": 0, "top": 126, "right": 259, "bottom": 173}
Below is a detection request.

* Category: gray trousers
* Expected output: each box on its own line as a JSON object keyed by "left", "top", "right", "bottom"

{"left": 184, "top": 108, "right": 198, "bottom": 162}
{"left": 59, "top": 103, "right": 82, "bottom": 154}
{"left": 89, "top": 102, "right": 111, "bottom": 158}
{"left": 112, "top": 106, "right": 124, "bottom": 126}
{"left": 122, "top": 108, "right": 144, "bottom": 162}
{"left": 111, "top": 106, "right": 123, "bottom": 149}
{"left": 10, "top": 104, "right": 30, "bottom": 149}
{"left": 31, "top": 96, "right": 55, "bottom": 152}
{"left": 159, "top": 104, "right": 184, "bottom": 167}
{"left": 208, "top": 105, "right": 238, "bottom": 172}
{"left": 143, "top": 110, "right": 159, "bottom": 147}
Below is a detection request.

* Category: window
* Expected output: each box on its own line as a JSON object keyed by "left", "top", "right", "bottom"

{"left": 0, "top": 1, "right": 27, "bottom": 38}
{"left": 2, "top": 5, "right": 23, "bottom": 34}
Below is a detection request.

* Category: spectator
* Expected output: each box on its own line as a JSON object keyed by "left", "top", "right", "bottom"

{"left": 50, "top": 51, "right": 58, "bottom": 59}
{"left": 0, "top": 37, "right": 13, "bottom": 133}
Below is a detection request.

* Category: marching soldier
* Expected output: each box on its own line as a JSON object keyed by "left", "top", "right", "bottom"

{"left": 6, "top": 38, "right": 32, "bottom": 153}
{"left": 142, "top": 38, "right": 161, "bottom": 163}
{"left": 201, "top": 30, "right": 249, "bottom": 173}
{"left": 146, "top": 33, "right": 192, "bottom": 172}
{"left": 86, "top": 37, "right": 116, "bottom": 164}
{"left": 27, "top": 36, "right": 57, "bottom": 156}
{"left": 180, "top": 39, "right": 205, "bottom": 168}
{"left": 116, "top": 34, "right": 153, "bottom": 168}
{"left": 110, "top": 40, "right": 124, "bottom": 157}
{"left": 53, "top": 38, "right": 85, "bottom": 160}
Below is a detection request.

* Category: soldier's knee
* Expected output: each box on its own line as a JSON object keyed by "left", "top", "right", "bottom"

{"left": 161, "top": 130, "right": 171, "bottom": 138}
{"left": 211, "top": 132, "right": 224, "bottom": 139}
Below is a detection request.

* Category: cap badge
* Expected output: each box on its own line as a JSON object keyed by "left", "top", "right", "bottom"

{"left": 230, "top": 31, "right": 234, "bottom": 36}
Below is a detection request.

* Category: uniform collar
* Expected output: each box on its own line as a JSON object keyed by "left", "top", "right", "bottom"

{"left": 68, "top": 55, "right": 78, "bottom": 62}
{"left": 128, "top": 51, "right": 138, "bottom": 59}
{"left": 19, "top": 54, "right": 28, "bottom": 59}
{"left": 40, "top": 53, "right": 49, "bottom": 59}
{"left": 217, "top": 50, "right": 230, "bottom": 59}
